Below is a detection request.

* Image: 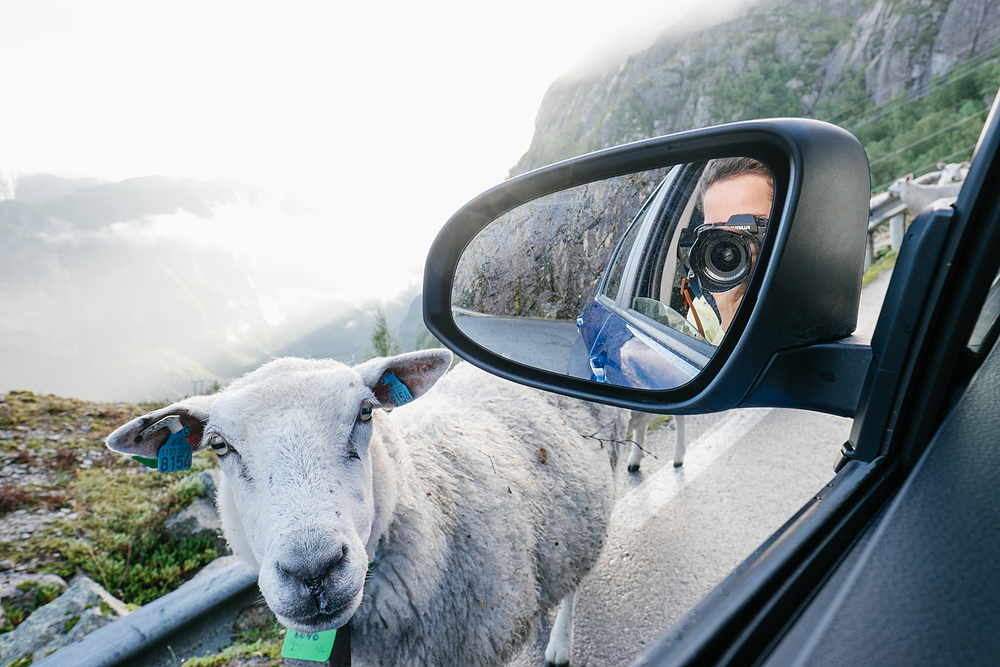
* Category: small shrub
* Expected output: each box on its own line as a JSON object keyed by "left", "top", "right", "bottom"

{"left": 52, "top": 449, "right": 79, "bottom": 470}
{"left": 0, "top": 486, "right": 36, "bottom": 514}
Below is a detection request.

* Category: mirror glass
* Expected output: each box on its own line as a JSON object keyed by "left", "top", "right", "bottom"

{"left": 451, "top": 158, "right": 775, "bottom": 390}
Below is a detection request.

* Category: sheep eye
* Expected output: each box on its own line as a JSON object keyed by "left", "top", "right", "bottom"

{"left": 209, "top": 434, "right": 230, "bottom": 457}
{"left": 359, "top": 406, "right": 373, "bottom": 422}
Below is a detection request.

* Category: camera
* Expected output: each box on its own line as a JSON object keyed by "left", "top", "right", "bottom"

{"left": 688, "top": 214, "right": 767, "bottom": 293}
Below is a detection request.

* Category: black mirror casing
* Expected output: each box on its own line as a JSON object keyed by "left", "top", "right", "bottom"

{"left": 423, "top": 119, "right": 871, "bottom": 415}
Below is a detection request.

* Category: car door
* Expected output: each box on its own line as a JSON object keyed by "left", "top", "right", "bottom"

{"left": 581, "top": 162, "right": 717, "bottom": 389}
{"left": 630, "top": 107, "right": 1000, "bottom": 665}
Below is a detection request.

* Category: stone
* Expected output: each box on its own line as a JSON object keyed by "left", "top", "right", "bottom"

{"left": 0, "top": 572, "right": 67, "bottom": 604}
{"left": 164, "top": 497, "right": 230, "bottom": 554}
{"left": 0, "top": 575, "right": 129, "bottom": 665}
{"left": 172, "top": 469, "right": 221, "bottom": 501}
{"left": 233, "top": 603, "right": 275, "bottom": 639}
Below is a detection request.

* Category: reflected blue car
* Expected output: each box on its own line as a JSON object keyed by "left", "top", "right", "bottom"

{"left": 569, "top": 162, "right": 718, "bottom": 390}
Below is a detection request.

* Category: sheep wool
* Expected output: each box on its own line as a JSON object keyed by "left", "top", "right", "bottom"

{"left": 106, "top": 351, "right": 627, "bottom": 667}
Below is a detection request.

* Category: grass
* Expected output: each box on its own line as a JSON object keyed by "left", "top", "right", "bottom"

{"left": 183, "top": 637, "right": 284, "bottom": 667}
{"left": 0, "top": 391, "right": 222, "bottom": 623}
{"left": 863, "top": 248, "right": 899, "bottom": 286}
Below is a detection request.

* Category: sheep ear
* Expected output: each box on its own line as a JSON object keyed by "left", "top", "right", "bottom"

{"left": 355, "top": 350, "right": 453, "bottom": 408}
{"left": 961, "top": 161, "right": 971, "bottom": 169}
{"left": 905, "top": 174, "right": 914, "bottom": 181}
{"left": 937, "top": 162, "right": 946, "bottom": 169}
{"left": 106, "top": 395, "right": 216, "bottom": 459}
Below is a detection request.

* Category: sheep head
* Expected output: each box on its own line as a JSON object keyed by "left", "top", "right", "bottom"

{"left": 106, "top": 350, "right": 453, "bottom": 632}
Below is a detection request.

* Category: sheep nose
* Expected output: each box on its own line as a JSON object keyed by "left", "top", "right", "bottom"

{"left": 279, "top": 543, "right": 348, "bottom": 586}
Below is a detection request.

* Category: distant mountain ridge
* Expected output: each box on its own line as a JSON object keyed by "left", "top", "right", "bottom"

{"left": 0, "top": 172, "right": 422, "bottom": 402}
{"left": 512, "top": 0, "right": 1000, "bottom": 177}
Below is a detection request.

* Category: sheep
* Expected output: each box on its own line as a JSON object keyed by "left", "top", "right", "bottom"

{"left": 106, "top": 350, "right": 628, "bottom": 667}
{"left": 626, "top": 412, "right": 685, "bottom": 472}
{"left": 887, "top": 173, "right": 964, "bottom": 218}
{"left": 936, "top": 161, "right": 970, "bottom": 184}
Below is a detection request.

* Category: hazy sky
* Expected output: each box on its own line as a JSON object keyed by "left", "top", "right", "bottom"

{"left": 1, "top": 0, "right": 750, "bottom": 311}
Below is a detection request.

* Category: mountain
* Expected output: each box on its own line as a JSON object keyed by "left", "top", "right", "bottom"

{"left": 0, "top": 174, "right": 426, "bottom": 402}
{"left": 512, "top": 0, "right": 1000, "bottom": 188}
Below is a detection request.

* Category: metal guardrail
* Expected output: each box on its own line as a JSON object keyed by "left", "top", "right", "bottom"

{"left": 865, "top": 171, "right": 944, "bottom": 269}
{"left": 35, "top": 557, "right": 259, "bottom": 667}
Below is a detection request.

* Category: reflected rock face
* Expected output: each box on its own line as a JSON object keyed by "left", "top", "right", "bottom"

{"left": 453, "top": 170, "right": 668, "bottom": 321}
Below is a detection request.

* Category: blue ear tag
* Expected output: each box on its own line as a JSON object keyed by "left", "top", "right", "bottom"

{"left": 380, "top": 371, "right": 413, "bottom": 407}
{"left": 158, "top": 426, "right": 193, "bottom": 473}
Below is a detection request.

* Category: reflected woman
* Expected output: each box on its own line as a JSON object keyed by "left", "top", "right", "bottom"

{"left": 686, "top": 158, "right": 774, "bottom": 340}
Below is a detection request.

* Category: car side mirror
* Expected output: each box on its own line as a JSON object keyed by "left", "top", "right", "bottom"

{"left": 423, "top": 119, "right": 873, "bottom": 416}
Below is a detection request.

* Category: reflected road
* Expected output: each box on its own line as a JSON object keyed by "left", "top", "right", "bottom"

{"left": 454, "top": 312, "right": 581, "bottom": 376}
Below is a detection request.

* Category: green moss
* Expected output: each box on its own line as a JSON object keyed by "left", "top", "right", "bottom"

{"left": 233, "top": 611, "right": 283, "bottom": 645}
{"left": 183, "top": 638, "right": 283, "bottom": 667}
{"left": 8, "top": 653, "right": 33, "bottom": 667}
{"left": 863, "top": 249, "right": 899, "bottom": 286}
{"left": 648, "top": 415, "right": 673, "bottom": 432}
{"left": 63, "top": 614, "right": 80, "bottom": 633}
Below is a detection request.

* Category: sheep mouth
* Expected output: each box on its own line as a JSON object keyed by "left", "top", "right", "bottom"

{"left": 278, "top": 591, "right": 361, "bottom": 633}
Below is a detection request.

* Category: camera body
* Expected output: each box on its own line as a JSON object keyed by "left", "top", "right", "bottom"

{"left": 688, "top": 214, "right": 767, "bottom": 293}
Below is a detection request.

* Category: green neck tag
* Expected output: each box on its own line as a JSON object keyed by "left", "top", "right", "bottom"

{"left": 281, "top": 628, "right": 337, "bottom": 662}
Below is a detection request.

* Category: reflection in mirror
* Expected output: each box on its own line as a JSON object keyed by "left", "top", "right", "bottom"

{"left": 452, "top": 158, "right": 774, "bottom": 390}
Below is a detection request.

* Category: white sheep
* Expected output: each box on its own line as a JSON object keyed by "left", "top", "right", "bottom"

{"left": 936, "top": 161, "right": 970, "bottom": 183}
{"left": 887, "top": 173, "right": 964, "bottom": 218}
{"left": 626, "top": 412, "right": 685, "bottom": 472}
{"left": 106, "top": 350, "right": 627, "bottom": 667}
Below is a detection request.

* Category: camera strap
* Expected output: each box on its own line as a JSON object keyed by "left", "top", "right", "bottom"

{"left": 681, "top": 277, "right": 708, "bottom": 341}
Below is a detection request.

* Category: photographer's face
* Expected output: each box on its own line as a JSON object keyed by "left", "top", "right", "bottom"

{"left": 702, "top": 173, "right": 774, "bottom": 332}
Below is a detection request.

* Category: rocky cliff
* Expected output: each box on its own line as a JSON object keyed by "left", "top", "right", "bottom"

{"left": 453, "top": 169, "right": 668, "bottom": 320}
{"left": 512, "top": 0, "right": 1000, "bottom": 176}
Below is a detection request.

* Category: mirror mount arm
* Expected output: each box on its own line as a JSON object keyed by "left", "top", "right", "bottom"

{"left": 741, "top": 337, "right": 873, "bottom": 418}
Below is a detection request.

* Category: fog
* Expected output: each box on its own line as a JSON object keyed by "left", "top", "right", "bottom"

{"left": 0, "top": 0, "right": 759, "bottom": 402}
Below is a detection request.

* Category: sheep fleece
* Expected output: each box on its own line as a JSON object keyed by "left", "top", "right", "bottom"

{"left": 351, "top": 362, "right": 625, "bottom": 666}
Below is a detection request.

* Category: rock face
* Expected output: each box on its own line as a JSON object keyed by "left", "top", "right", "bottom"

{"left": 512, "top": 0, "right": 1000, "bottom": 175}
{"left": 0, "top": 575, "right": 129, "bottom": 665}
{"left": 453, "top": 169, "right": 668, "bottom": 319}
{"left": 165, "top": 470, "right": 230, "bottom": 554}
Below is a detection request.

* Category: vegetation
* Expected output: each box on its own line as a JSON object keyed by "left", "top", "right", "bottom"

{"left": 863, "top": 248, "right": 899, "bottom": 286}
{"left": 183, "top": 637, "right": 283, "bottom": 667}
{"left": 823, "top": 50, "right": 1000, "bottom": 192}
{"left": 0, "top": 391, "right": 221, "bottom": 624}
{"left": 513, "top": 2, "right": 999, "bottom": 196}
{"left": 365, "top": 308, "right": 402, "bottom": 359}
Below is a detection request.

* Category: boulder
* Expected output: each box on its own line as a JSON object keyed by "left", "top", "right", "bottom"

{"left": 164, "top": 497, "right": 230, "bottom": 554}
{"left": 0, "top": 575, "right": 129, "bottom": 665}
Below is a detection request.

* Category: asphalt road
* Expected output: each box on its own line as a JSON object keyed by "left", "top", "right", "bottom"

{"left": 509, "top": 270, "right": 893, "bottom": 667}
{"left": 454, "top": 313, "right": 581, "bottom": 375}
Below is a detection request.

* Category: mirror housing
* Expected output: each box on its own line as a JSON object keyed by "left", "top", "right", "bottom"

{"left": 424, "top": 119, "right": 871, "bottom": 416}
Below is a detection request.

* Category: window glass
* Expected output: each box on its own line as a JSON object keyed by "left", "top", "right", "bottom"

{"left": 967, "top": 268, "right": 1000, "bottom": 355}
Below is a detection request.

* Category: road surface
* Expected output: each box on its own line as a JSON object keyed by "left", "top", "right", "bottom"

{"left": 509, "top": 270, "right": 892, "bottom": 666}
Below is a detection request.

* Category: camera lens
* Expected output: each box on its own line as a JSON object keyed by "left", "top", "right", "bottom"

{"left": 689, "top": 229, "right": 757, "bottom": 293}
{"left": 710, "top": 241, "right": 742, "bottom": 274}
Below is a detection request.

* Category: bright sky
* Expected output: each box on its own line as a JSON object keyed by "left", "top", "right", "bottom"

{"left": 0, "top": 0, "right": 748, "bottom": 315}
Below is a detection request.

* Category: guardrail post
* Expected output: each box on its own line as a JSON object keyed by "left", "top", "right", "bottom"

{"left": 864, "top": 233, "right": 873, "bottom": 271}
{"left": 890, "top": 213, "right": 905, "bottom": 251}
